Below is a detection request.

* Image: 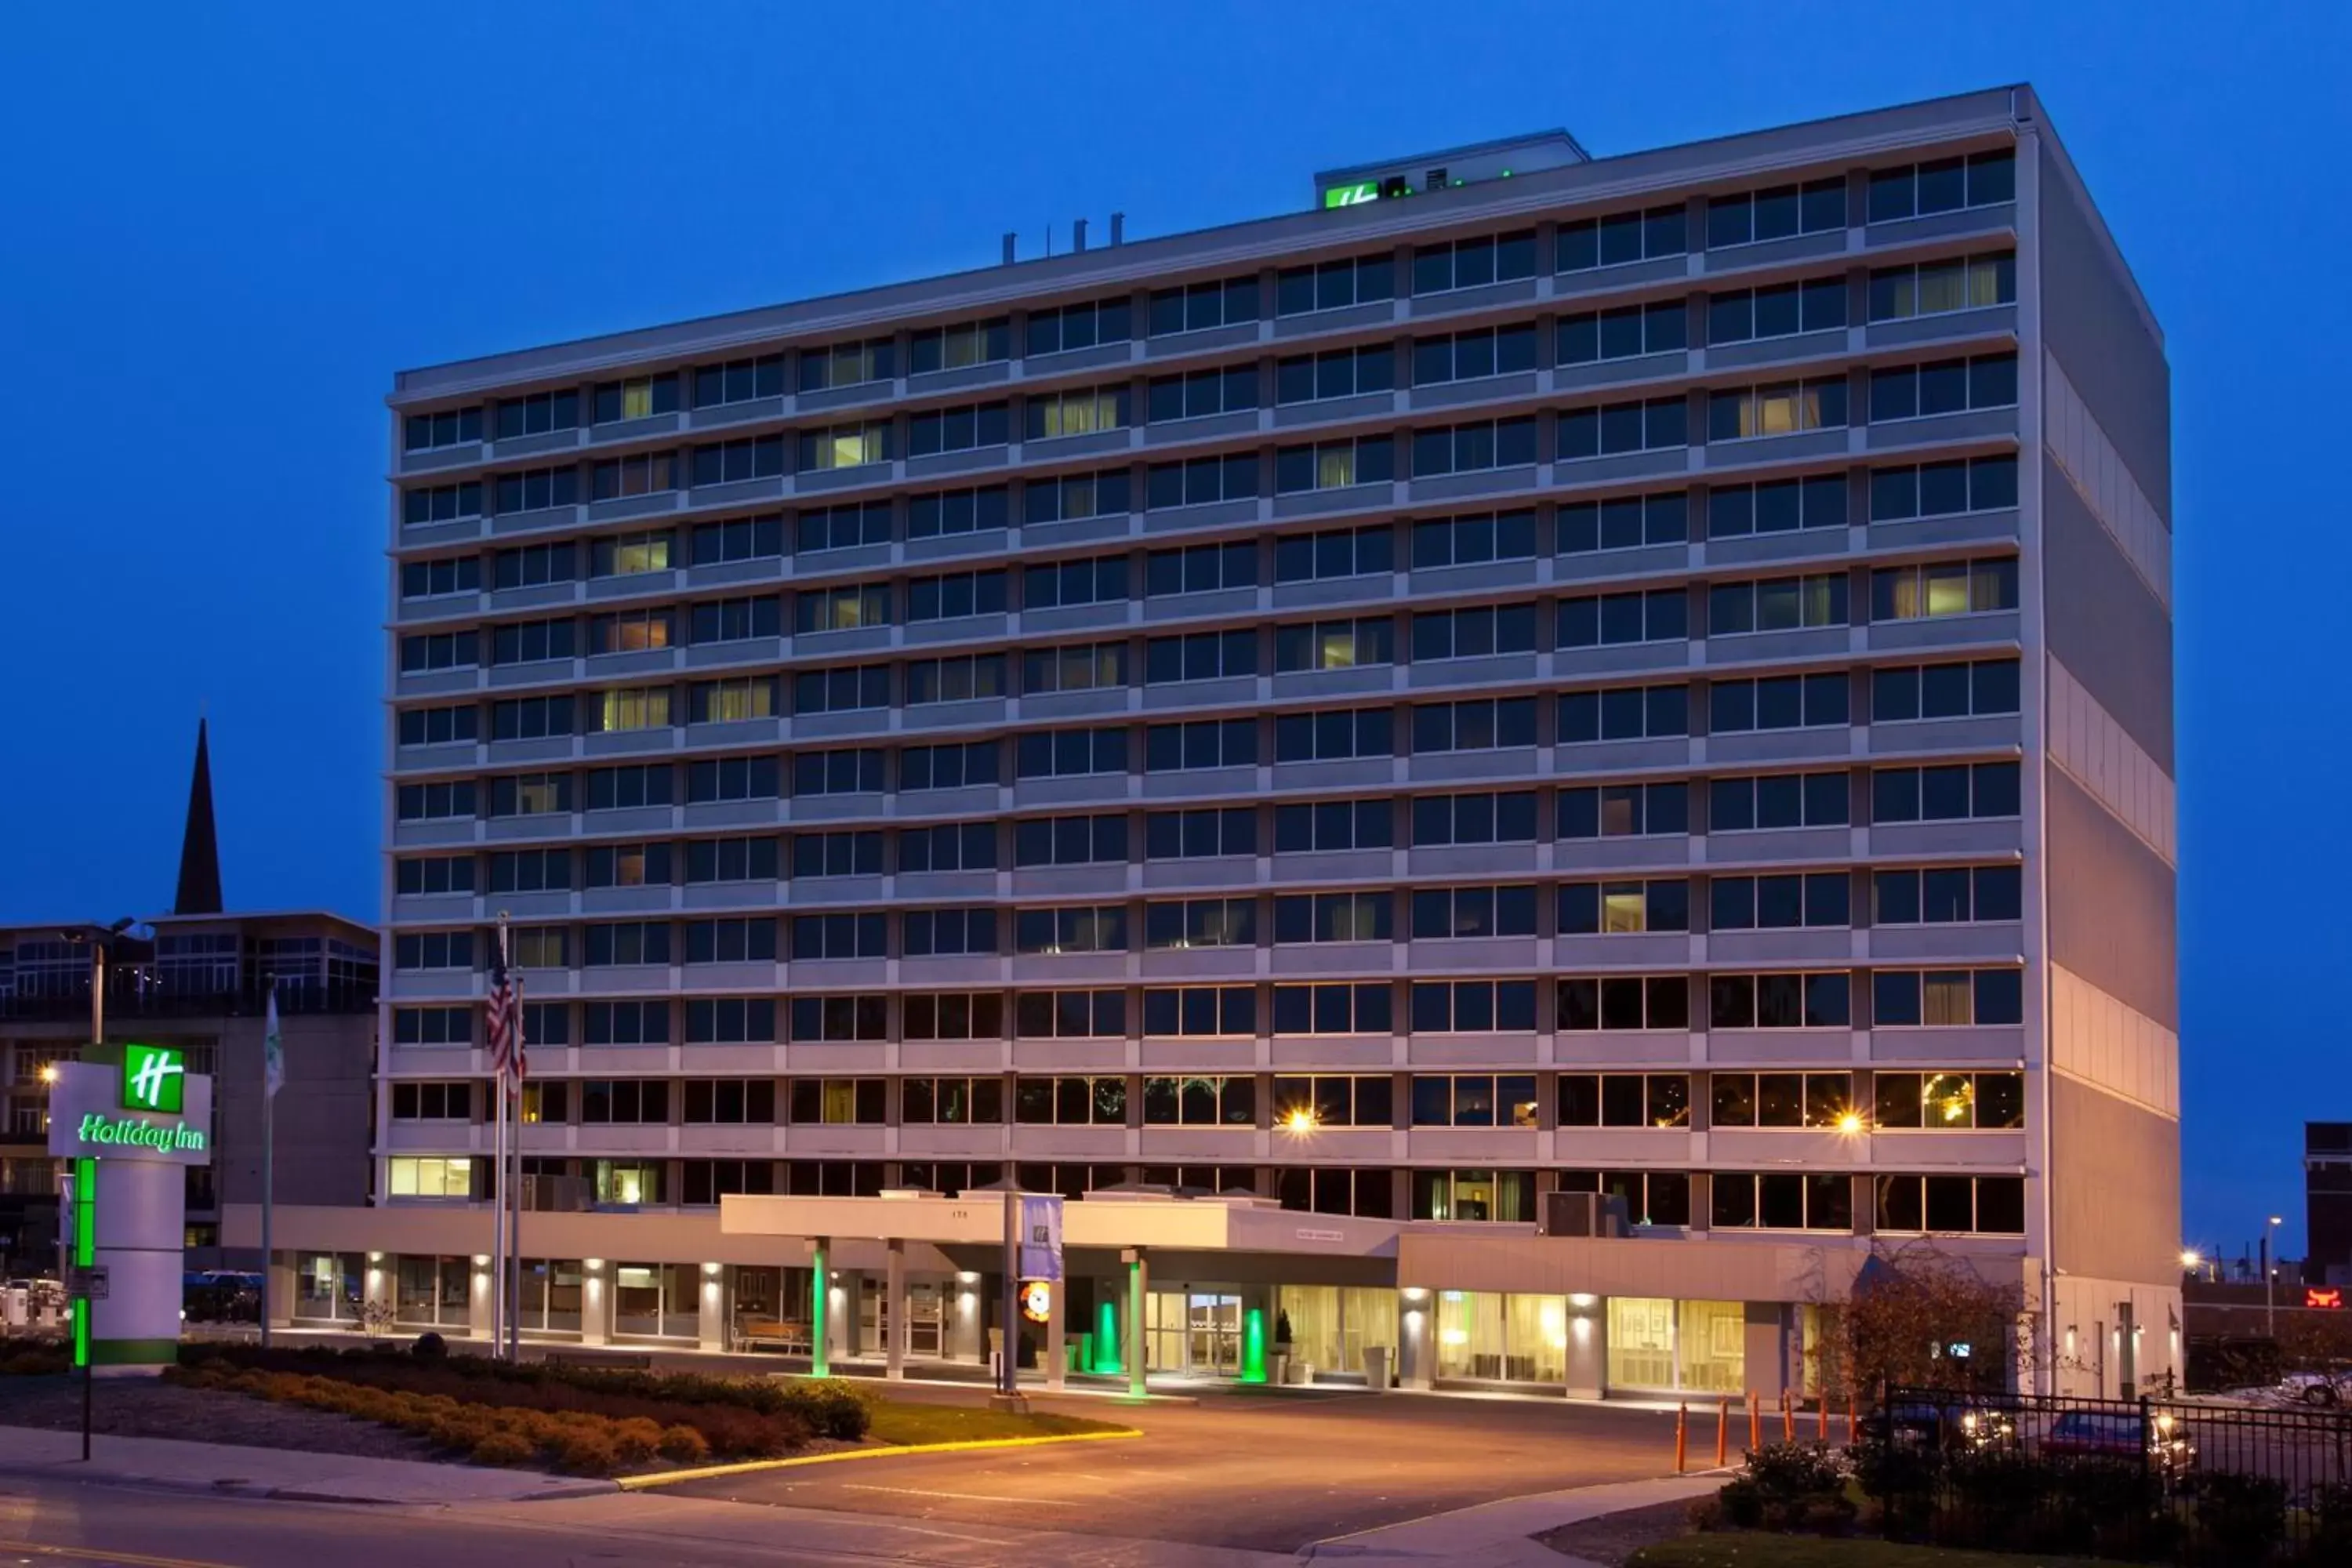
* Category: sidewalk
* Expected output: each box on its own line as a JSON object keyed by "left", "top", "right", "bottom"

{"left": 0, "top": 1426, "right": 615, "bottom": 1505}
{"left": 1301, "top": 1472, "right": 1726, "bottom": 1567}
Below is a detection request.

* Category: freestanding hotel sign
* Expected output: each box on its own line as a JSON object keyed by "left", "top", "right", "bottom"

{"left": 48, "top": 1047, "right": 212, "bottom": 1370}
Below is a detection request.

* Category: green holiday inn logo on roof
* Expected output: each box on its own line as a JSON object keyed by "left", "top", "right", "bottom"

{"left": 122, "top": 1044, "right": 184, "bottom": 1114}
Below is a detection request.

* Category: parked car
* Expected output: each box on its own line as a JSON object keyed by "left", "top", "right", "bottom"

{"left": 2280, "top": 1369, "right": 2352, "bottom": 1406}
{"left": 181, "top": 1270, "right": 260, "bottom": 1324}
{"left": 1886, "top": 1392, "right": 2024, "bottom": 1452}
{"left": 2040, "top": 1408, "right": 2197, "bottom": 1478}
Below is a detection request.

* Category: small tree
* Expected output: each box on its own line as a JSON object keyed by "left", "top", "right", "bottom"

{"left": 1833, "top": 1242, "right": 2034, "bottom": 1395}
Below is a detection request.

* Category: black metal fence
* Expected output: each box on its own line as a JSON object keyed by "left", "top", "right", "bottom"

{"left": 1872, "top": 1385, "right": 2352, "bottom": 1564}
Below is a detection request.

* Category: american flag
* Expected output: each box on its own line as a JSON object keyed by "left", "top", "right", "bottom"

{"left": 486, "top": 938, "right": 525, "bottom": 1083}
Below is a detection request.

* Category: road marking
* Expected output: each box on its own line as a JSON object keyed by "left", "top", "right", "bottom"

{"left": 839, "top": 1484, "right": 1077, "bottom": 1506}
{"left": 0, "top": 1541, "right": 240, "bottom": 1568}
{"left": 616, "top": 1428, "right": 1140, "bottom": 1490}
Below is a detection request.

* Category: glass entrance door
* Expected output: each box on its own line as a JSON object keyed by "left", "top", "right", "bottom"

{"left": 1188, "top": 1292, "right": 1242, "bottom": 1376}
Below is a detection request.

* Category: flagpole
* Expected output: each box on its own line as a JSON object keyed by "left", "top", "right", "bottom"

{"left": 492, "top": 914, "right": 510, "bottom": 1358}
{"left": 507, "top": 973, "right": 524, "bottom": 1363}
{"left": 260, "top": 981, "right": 278, "bottom": 1349}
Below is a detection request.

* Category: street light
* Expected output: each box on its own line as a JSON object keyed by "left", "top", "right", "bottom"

{"left": 2266, "top": 1216, "right": 2285, "bottom": 1339}
{"left": 2180, "top": 1248, "right": 2202, "bottom": 1277}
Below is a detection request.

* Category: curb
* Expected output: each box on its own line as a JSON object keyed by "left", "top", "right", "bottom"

{"left": 0, "top": 1459, "right": 619, "bottom": 1508}
{"left": 615, "top": 1427, "right": 1143, "bottom": 1490}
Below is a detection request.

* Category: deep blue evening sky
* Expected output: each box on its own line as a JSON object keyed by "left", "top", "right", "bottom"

{"left": 2, "top": 2, "right": 2342, "bottom": 1255}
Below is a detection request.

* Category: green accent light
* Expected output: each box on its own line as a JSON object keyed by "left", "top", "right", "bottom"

{"left": 808, "top": 1244, "right": 829, "bottom": 1377}
{"left": 1240, "top": 1306, "right": 1268, "bottom": 1384}
{"left": 71, "top": 1158, "right": 95, "bottom": 1370}
{"left": 1322, "top": 181, "right": 1380, "bottom": 209}
{"left": 74, "top": 1113, "right": 205, "bottom": 1152}
{"left": 1093, "top": 1299, "right": 1121, "bottom": 1374}
{"left": 121, "top": 1044, "right": 185, "bottom": 1113}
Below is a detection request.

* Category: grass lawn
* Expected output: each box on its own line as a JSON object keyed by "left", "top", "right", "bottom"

{"left": 862, "top": 1400, "right": 1133, "bottom": 1446}
{"left": 1627, "top": 1536, "right": 2112, "bottom": 1568}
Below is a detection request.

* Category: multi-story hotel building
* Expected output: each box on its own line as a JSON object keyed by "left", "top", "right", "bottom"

{"left": 236, "top": 85, "right": 2180, "bottom": 1399}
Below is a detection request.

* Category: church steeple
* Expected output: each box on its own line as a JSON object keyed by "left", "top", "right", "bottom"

{"left": 172, "top": 717, "right": 223, "bottom": 916}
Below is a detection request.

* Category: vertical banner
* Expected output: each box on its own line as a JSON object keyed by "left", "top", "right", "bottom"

{"left": 1018, "top": 1195, "right": 1064, "bottom": 1282}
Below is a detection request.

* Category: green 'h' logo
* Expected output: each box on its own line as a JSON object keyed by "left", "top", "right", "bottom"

{"left": 122, "top": 1044, "right": 184, "bottom": 1113}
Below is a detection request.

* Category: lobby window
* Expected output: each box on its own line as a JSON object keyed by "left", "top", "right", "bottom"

{"left": 1556, "top": 205, "right": 1687, "bottom": 272}
{"left": 583, "top": 921, "right": 670, "bottom": 967}
{"left": 793, "top": 663, "right": 891, "bottom": 713}
{"left": 395, "top": 781, "right": 476, "bottom": 822}
{"left": 590, "top": 452, "right": 676, "bottom": 501}
{"left": 1556, "top": 303, "right": 1685, "bottom": 365}
{"left": 1708, "top": 573, "right": 1849, "bottom": 636}
{"left": 397, "top": 703, "right": 477, "bottom": 747}
{"left": 797, "top": 421, "right": 891, "bottom": 471}
{"left": 1275, "top": 616, "right": 1393, "bottom": 673}
{"left": 903, "top": 907, "right": 997, "bottom": 958}
{"left": 494, "top": 389, "right": 579, "bottom": 441}
{"left": 589, "top": 608, "right": 672, "bottom": 655}
{"left": 1868, "top": 354, "right": 2018, "bottom": 421}
{"left": 1873, "top": 659, "right": 2021, "bottom": 724}
{"left": 405, "top": 406, "right": 481, "bottom": 452}
{"left": 1276, "top": 524, "right": 1393, "bottom": 583}
{"left": 1028, "top": 385, "right": 1131, "bottom": 441}
{"left": 1409, "top": 979, "right": 1537, "bottom": 1033}
{"left": 1144, "top": 717, "right": 1254, "bottom": 772}
{"left": 1142, "top": 897, "right": 1256, "bottom": 951}
{"left": 401, "top": 556, "right": 480, "bottom": 600}
{"left": 1873, "top": 865, "right": 2022, "bottom": 927}
{"left": 902, "top": 993, "right": 1005, "bottom": 1040}
{"left": 593, "top": 375, "right": 678, "bottom": 424}
{"left": 1026, "top": 296, "right": 1134, "bottom": 357}
{"left": 1711, "top": 872, "right": 1851, "bottom": 931}
{"left": 491, "top": 617, "right": 575, "bottom": 666}
{"left": 1709, "top": 278, "right": 1846, "bottom": 344}
{"left": 1272, "top": 984, "right": 1392, "bottom": 1036}
{"left": 1869, "top": 253, "right": 2015, "bottom": 322}
{"left": 691, "top": 514, "right": 784, "bottom": 565}
{"left": 402, "top": 481, "right": 483, "bottom": 527}
{"left": 1011, "top": 812, "right": 1126, "bottom": 868}
{"left": 1873, "top": 1070, "right": 2026, "bottom": 1131}
{"left": 1871, "top": 455, "right": 2017, "bottom": 522}
{"left": 1023, "top": 552, "right": 1131, "bottom": 608}
{"left": 1276, "top": 435, "right": 1393, "bottom": 494}
{"left": 1413, "top": 884, "right": 1536, "bottom": 940}
{"left": 899, "top": 740, "right": 999, "bottom": 792}
{"left": 1412, "top": 603, "right": 1535, "bottom": 662}
{"left": 595, "top": 686, "right": 671, "bottom": 733}
{"left": 1149, "top": 366, "right": 1257, "bottom": 423}
{"left": 792, "top": 748, "right": 884, "bottom": 797}
{"left": 390, "top": 1081, "right": 471, "bottom": 1120}
{"left": 690, "top": 435, "right": 786, "bottom": 487}
{"left": 794, "top": 500, "right": 891, "bottom": 553}
{"left": 1708, "top": 673, "right": 1849, "bottom": 734}
{"left": 1013, "top": 992, "right": 1127, "bottom": 1041}
{"left": 691, "top": 354, "right": 785, "bottom": 408}
{"left": 1871, "top": 967, "right": 2024, "bottom": 1028}
{"left": 1412, "top": 230, "right": 1537, "bottom": 295}
{"left": 1710, "top": 1071, "right": 1855, "bottom": 1129}
{"left": 1412, "top": 695, "right": 1536, "bottom": 753}
{"left": 1711, "top": 1173, "right": 1853, "bottom": 1232}
{"left": 1867, "top": 151, "right": 2016, "bottom": 224}
{"left": 900, "top": 1076, "right": 1006, "bottom": 1124}
{"left": 1414, "top": 509, "right": 1535, "bottom": 568}
{"left": 1147, "top": 275, "right": 1259, "bottom": 336}
{"left": 1710, "top": 771, "right": 1849, "bottom": 832}
{"left": 1275, "top": 704, "right": 1394, "bottom": 762}
{"left": 1558, "top": 397, "right": 1687, "bottom": 459}
{"left": 584, "top": 842, "right": 671, "bottom": 889}
{"left": 909, "top": 317, "right": 1010, "bottom": 374}
{"left": 787, "top": 1079, "right": 887, "bottom": 1126}
{"left": 1412, "top": 416, "right": 1537, "bottom": 475}
{"left": 1558, "top": 1073, "right": 1690, "bottom": 1127}
{"left": 1146, "top": 539, "right": 1256, "bottom": 596}
{"left": 1014, "top": 904, "right": 1127, "bottom": 956}
{"left": 1557, "top": 588, "right": 1688, "bottom": 648}
{"left": 1558, "top": 878, "right": 1689, "bottom": 935}
{"left": 1273, "top": 797, "right": 1388, "bottom": 852}
{"left": 392, "top": 931, "right": 471, "bottom": 971}
{"left": 1142, "top": 990, "right": 1256, "bottom": 1040}
{"left": 1558, "top": 684, "right": 1690, "bottom": 743}
{"left": 1276, "top": 344, "right": 1394, "bottom": 405}
{"left": 1871, "top": 557, "right": 2018, "bottom": 620}
{"left": 1145, "top": 805, "right": 1257, "bottom": 859}
{"left": 686, "top": 836, "right": 777, "bottom": 884}
{"left": 907, "top": 568, "right": 1007, "bottom": 622}
{"left": 488, "top": 846, "right": 568, "bottom": 894}
{"left": 495, "top": 541, "right": 575, "bottom": 589}
{"left": 399, "top": 631, "right": 477, "bottom": 673}
{"left": 1558, "top": 781, "right": 1687, "bottom": 840}
{"left": 1709, "top": 377, "right": 1849, "bottom": 441}
{"left": 488, "top": 771, "right": 570, "bottom": 817}
{"left": 1024, "top": 469, "right": 1131, "bottom": 525}
{"left": 1145, "top": 454, "right": 1258, "bottom": 510}
{"left": 395, "top": 855, "right": 474, "bottom": 897}
{"left": 1014, "top": 1075, "right": 1127, "bottom": 1124}
{"left": 393, "top": 1007, "right": 470, "bottom": 1047}
{"left": 1276, "top": 252, "right": 1396, "bottom": 315}
{"left": 1559, "top": 492, "right": 1688, "bottom": 554}
{"left": 1708, "top": 475, "right": 1845, "bottom": 538}
{"left": 898, "top": 820, "right": 996, "bottom": 873}
{"left": 1871, "top": 760, "right": 2021, "bottom": 822}
{"left": 1412, "top": 1074, "right": 1537, "bottom": 1129}
{"left": 790, "top": 830, "right": 882, "bottom": 880}
{"left": 1874, "top": 1174, "right": 2026, "bottom": 1236}
{"left": 906, "top": 653, "right": 1005, "bottom": 704}
{"left": 1706, "top": 178, "right": 1847, "bottom": 248}
{"left": 583, "top": 1000, "right": 670, "bottom": 1046}
{"left": 1024, "top": 641, "right": 1127, "bottom": 695}
{"left": 686, "top": 597, "right": 779, "bottom": 646}
{"left": 387, "top": 1157, "right": 474, "bottom": 1200}
{"left": 1272, "top": 1073, "right": 1392, "bottom": 1127}
{"left": 685, "top": 754, "right": 779, "bottom": 803}
{"left": 909, "top": 485, "right": 1008, "bottom": 539}
{"left": 1410, "top": 1169, "right": 1535, "bottom": 1223}
{"left": 1708, "top": 972, "right": 1851, "bottom": 1029}
{"left": 788, "top": 994, "right": 888, "bottom": 1042}
{"left": 909, "top": 401, "right": 1011, "bottom": 456}
{"left": 799, "top": 338, "right": 895, "bottom": 392}
{"left": 1414, "top": 789, "right": 1536, "bottom": 847}
{"left": 1415, "top": 324, "right": 1538, "bottom": 384}
{"left": 1272, "top": 891, "right": 1392, "bottom": 944}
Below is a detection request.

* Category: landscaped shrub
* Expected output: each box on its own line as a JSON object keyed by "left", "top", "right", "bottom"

{"left": 659, "top": 1425, "right": 710, "bottom": 1464}
{"left": 1715, "top": 1443, "right": 1855, "bottom": 1534}
{"left": 470, "top": 1431, "right": 535, "bottom": 1466}
{"left": 1, "top": 1348, "right": 68, "bottom": 1377}
{"left": 2186, "top": 1470, "right": 2288, "bottom": 1566}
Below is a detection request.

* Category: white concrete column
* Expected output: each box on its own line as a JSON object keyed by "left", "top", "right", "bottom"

{"left": 884, "top": 1240, "right": 907, "bottom": 1380}
{"left": 267, "top": 1254, "right": 296, "bottom": 1330}
{"left": 363, "top": 1252, "right": 394, "bottom": 1330}
{"left": 699, "top": 1263, "right": 725, "bottom": 1353}
{"left": 469, "top": 1253, "right": 495, "bottom": 1340}
{"left": 581, "top": 1258, "right": 610, "bottom": 1345}
{"left": 951, "top": 1270, "right": 983, "bottom": 1363}
{"left": 828, "top": 1270, "right": 855, "bottom": 1363}
{"left": 1563, "top": 1293, "right": 1605, "bottom": 1399}
{"left": 1399, "top": 1286, "right": 1433, "bottom": 1389}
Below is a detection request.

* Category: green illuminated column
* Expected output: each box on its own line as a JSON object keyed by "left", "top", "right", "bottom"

{"left": 1240, "top": 1305, "right": 1267, "bottom": 1384}
{"left": 71, "top": 1159, "right": 96, "bottom": 1370}
{"left": 809, "top": 1239, "right": 829, "bottom": 1378}
{"left": 1094, "top": 1297, "right": 1121, "bottom": 1374}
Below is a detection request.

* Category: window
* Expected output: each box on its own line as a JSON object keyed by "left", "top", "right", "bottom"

{"left": 898, "top": 821, "right": 996, "bottom": 873}
{"left": 396, "top": 856, "right": 475, "bottom": 896}
{"left": 491, "top": 618, "right": 575, "bottom": 666}
{"left": 1559, "top": 396, "right": 1689, "bottom": 458}
{"left": 1146, "top": 539, "right": 1256, "bottom": 596}
{"left": 1270, "top": 1080, "right": 1392, "bottom": 1142}
{"left": 900, "top": 1076, "right": 1006, "bottom": 1123}
{"left": 685, "top": 999, "right": 778, "bottom": 1044}
{"left": 1559, "top": 878, "right": 1689, "bottom": 935}
{"left": 583, "top": 1000, "right": 670, "bottom": 1046}
{"left": 790, "top": 913, "right": 887, "bottom": 960}
{"left": 1272, "top": 985, "right": 1392, "bottom": 1036}
{"left": 1145, "top": 807, "right": 1258, "bottom": 858}
{"left": 1414, "top": 325, "right": 1539, "bottom": 383}
{"left": 596, "top": 686, "right": 671, "bottom": 732}
{"left": 1413, "top": 510, "right": 1534, "bottom": 568}
{"left": 1028, "top": 385, "right": 1131, "bottom": 440}
{"left": 1711, "top": 873, "right": 1852, "bottom": 930}
{"left": 1409, "top": 980, "right": 1537, "bottom": 1032}
{"left": 1276, "top": 345, "right": 1394, "bottom": 404}
{"left": 1143, "top": 897, "right": 1256, "bottom": 949}
{"left": 1710, "top": 770, "right": 1849, "bottom": 832}
{"left": 1868, "top": 354, "right": 2019, "bottom": 420}
{"left": 794, "top": 500, "right": 891, "bottom": 554}
{"left": 1557, "top": 1073, "right": 1690, "bottom": 1127}
{"left": 521, "top": 1003, "right": 567, "bottom": 1047}
{"left": 593, "top": 608, "right": 674, "bottom": 655}
{"left": 790, "top": 830, "right": 883, "bottom": 878}
{"left": 1412, "top": 1073, "right": 1538, "bottom": 1128}
{"left": 1556, "top": 205, "right": 1687, "bottom": 271}
{"left": 1412, "top": 231, "right": 1537, "bottom": 294}
{"left": 793, "top": 580, "right": 888, "bottom": 633}
{"left": 1870, "top": 455, "right": 2017, "bottom": 522}
{"left": 907, "top": 568, "right": 1007, "bottom": 622}
{"left": 685, "top": 837, "right": 777, "bottom": 884}
{"left": 1025, "top": 297, "right": 1133, "bottom": 356}
{"left": 1275, "top": 705, "right": 1394, "bottom": 762}
{"left": 680, "top": 1160, "right": 775, "bottom": 1205}
{"left": 1276, "top": 252, "right": 1396, "bottom": 315}
{"left": 401, "top": 556, "right": 481, "bottom": 599}
{"left": 582, "top": 922, "right": 670, "bottom": 967}
{"left": 1558, "top": 684, "right": 1690, "bottom": 742}
{"left": 393, "top": 1007, "right": 470, "bottom": 1047}
{"left": 1708, "top": 573, "right": 1849, "bottom": 635}
{"left": 1012, "top": 993, "right": 1127, "bottom": 1040}
{"left": 1275, "top": 524, "right": 1392, "bottom": 582}
{"left": 1142, "top": 990, "right": 1256, "bottom": 1040}
{"left": 592, "top": 376, "right": 678, "bottom": 423}
{"left": 689, "top": 677, "right": 775, "bottom": 724}
{"left": 689, "top": 435, "right": 786, "bottom": 487}
{"left": 1708, "top": 278, "right": 1846, "bottom": 343}
{"left": 1012, "top": 812, "right": 1127, "bottom": 867}
{"left": 1874, "top": 865, "right": 2022, "bottom": 926}
{"left": 1867, "top": 151, "right": 2016, "bottom": 223}
{"left": 685, "top": 754, "right": 779, "bottom": 802}
{"left": 1875, "top": 1172, "right": 2027, "bottom": 1236}
{"left": 908, "top": 485, "right": 1008, "bottom": 539}
{"left": 402, "top": 481, "right": 483, "bottom": 526}
{"left": 1147, "top": 275, "right": 1258, "bottom": 336}
{"left": 387, "top": 1156, "right": 474, "bottom": 1199}
{"left": 583, "top": 842, "right": 671, "bottom": 888}
{"left": 1273, "top": 891, "right": 1392, "bottom": 943}
{"left": 1871, "top": 760, "right": 2021, "bottom": 822}
{"left": 792, "top": 748, "right": 884, "bottom": 797}
{"left": 1707, "top": 178, "right": 1847, "bottom": 247}
{"left": 1413, "top": 604, "right": 1535, "bottom": 661}
{"left": 909, "top": 318, "right": 1010, "bottom": 373}
{"left": 788, "top": 994, "right": 888, "bottom": 1041}
{"left": 493, "top": 390, "right": 579, "bottom": 441}
{"left": 1411, "top": 1169, "right": 1536, "bottom": 1223}
{"left": 494, "top": 541, "right": 575, "bottom": 590}
{"left": 1708, "top": 973, "right": 1852, "bottom": 1029}
{"left": 684, "top": 597, "right": 779, "bottom": 646}
{"left": 1022, "top": 553, "right": 1130, "bottom": 611}
{"left": 787, "top": 1080, "right": 888, "bottom": 1126}
{"left": 1556, "top": 589, "right": 1688, "bottom": 648}
{"left": 1145, "top": 455, "right": 1258, "bottom": 510}
{"left": 906, "top": 653, "right": 1006, "bottom": 703}
{"left": 1272, "top": 797, "right": 1388, "bottom": 852}
{"left": 797, "top": 336, "right": 894, "bottom": 391}
{"left": 586, "top": 764, "right": 673, "bottom": 811}
{"left": 1023, "top": 469, "right": 1131, "bottom": 525}
{"left": 902, "top": 993, "right": 1005, "bottom": 1040}
{"left": 1708, "top": 673, "right": 1849, "bottom": 732}
{"left": 797, "top": 422, "right": 891, "bottom": 471}
{"left": 590, "top": 452, "right": 675, "bottom": 500}
{"left": 1412, "top": 695, "right": 1536, "bottom": 752}
{"left": 397, "top": 781, "right": 476, "bottom": 821}
{"left": 398, "top": 631, "right": 477, "bottom": 673}
{"left": 1412, "top": 884, "right": 1537, "bottom": 938}
{"left": 1557, "top": 781, "right": 1688, "bottom": 840}
{"left": 1711, "top": 1173, "right": 1853, "bottom": 1232}
{"left": 899, "top": 741, "right": 999, "bottom": 792}
{"left": 1275, "top": 616, "right": 1393, "bottom": 673}
{"left": 1413, "top": 790, "right": 1536, "bottom": 846}
{"left": 488, "top": 848, "right": 568, "bottom": 893}
{"left": 392, "top": 931, "right": 471, "bottom": 971}
{"left": 903, "top": 908, "right": 998, "bottom": 957}
{"left": 1708, "top": 476, "right": 1846, "bottom": 538}
{"left": 1559, "top": 492, "right": 1687, "bottom": 553}
{"left": 1275, "top": 436, "right": 1393, "bottom": 493}
{"left": 1709, "top": 378, "right": 1850, "bottom": 440}
{"left": 1556, "top": 303, "right": 1686, "bottom": 365}
{"left": 682, "top": 1079, "right": 778, "bottom": 1123}
{"left": 692, "top": 514, "right": 784, "bottom": 565}
{"left": 1873, "top": 659, "right": 2021, "bottom": 723}
{"left": 1556, "top": 975, "right": 1690, "bottom": 1031}
{"left": 1144, "top": 718, "right": 1255, "bottom": 771}
{"left": 488, "top": 771, "right": 571, "bottom": 816}
{"left": 1872, "top": 968, "right": 2024, "bottom": 1027}
{"left": 1016, "top": 727, "right": 1127, "bottom": 779}
{"left": 1147, "top": 367, "right": 1258, "bottom": 423}
{"left": 1411, "top": 416, "right": 1537, "bottom": 475}
{"left": 1013, "top": 1076, "right": 1127, "bottom": 1125}
{"left": 397, "top": 704, "right": 478, "bottom": 747}
{"left": 1871, "top": 559, "right": 2018, "bottom": 621}
{"left": 1145, "top": 628, "right": 1257, "bottom": 682}
{"left": 793, "top": 663, "right": 891, "bottom": 713}
{"left": 1869, "top": 253, "right": 2016, "bottom": 321}
{"left": 1873, "top": 1070, "right": 2026, "bottom": 1130}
